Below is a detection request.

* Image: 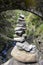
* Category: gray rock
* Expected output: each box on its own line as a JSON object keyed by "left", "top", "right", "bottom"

{"left": 15, "top": 27, "right": 26, "bottom": 31}
{"left": 14, "top": 37, "right": 25, "bottom": 42}
{"left": 18, "top": 18, "right": 25, "bottom": 21}
{"left": 22, "top": 34, "right": 27, "bottom": 38}
{"left": 17, "top": 21, "right": 26, "bottom": 25}
{"left": 15, "top": 30, "right": 25, "bottom": 36}
{"left": 15, "top": 30, "right": 23, "bottom": 34}
{"left": 16, "top": 24, "right": 26, "bottom": 27}
{"left": 16, "top": 41, "right": 29, "bottom": 50}
{"left": 16, "top": 41, "right": 37, "bottom": 53}
{"left": 19, "top": 14, "right": 24, "bottom": 18}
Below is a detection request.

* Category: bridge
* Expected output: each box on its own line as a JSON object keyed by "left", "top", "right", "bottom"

{"left": 0, "top": 0, "right": 43, "bottom": 18}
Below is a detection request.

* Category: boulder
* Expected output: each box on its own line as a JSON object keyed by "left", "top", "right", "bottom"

{"left": 11, "top": 46, "right": 39, "bottom": 63}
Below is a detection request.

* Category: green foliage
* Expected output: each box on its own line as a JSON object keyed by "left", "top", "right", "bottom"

{"left": 35, "top": 24, "right": 43, "bottom": 36}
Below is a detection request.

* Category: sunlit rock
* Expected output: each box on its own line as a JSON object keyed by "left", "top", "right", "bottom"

{"left": 11, "top": 46, "right": 39, "bottom": 63}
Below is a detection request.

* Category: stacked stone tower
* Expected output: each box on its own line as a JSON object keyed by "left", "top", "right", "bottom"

{"left": 14, "top": 14, "right": 33, "bottom": 52}
{"left": 2, "top": 14, "right": 40, "bottom": 65}
{"left": 14, "top": 14, "right": 29, "bottom": 51}
{"left": 13, "top": 14, "right": 36, "bottom": 52}
{"left": 15, "top": 14, "right": 26, "bottom": 37}
{"left": 11, "top": 14, "right": 39, "bottom": 63}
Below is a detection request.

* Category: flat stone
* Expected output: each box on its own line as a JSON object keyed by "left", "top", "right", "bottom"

{"left": 17, "top": 21, "right": 26, "bottom": 25}
{"left": 16, "top": 24, "right": 26, "bottom": 27}
{"left": 14, "top": 37, "right": 25, "bottom": 42}
{"left": 15, "top": 30, "right": 23, "bottom": 33}
{"left": 18, "top": 18, "right": 25, "bottom": 21}
{"left": 19, "top": 14, "right": 24, "bottom": 18}
{"left": 15, "top": 30, "right": 25, "bottom": 35}
{"left": 15, "top": 27, "right": 26, "bottom": 31}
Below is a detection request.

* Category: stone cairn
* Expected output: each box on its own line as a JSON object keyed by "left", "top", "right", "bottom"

{"left": 11, "top": 14, "right": 39, "bottom": 63}
{"left": 2, "top": 14, "right": 43, "bottom": 65}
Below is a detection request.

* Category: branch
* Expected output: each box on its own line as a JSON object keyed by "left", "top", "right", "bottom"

{"left": 0, "top": 33, "right": 14, "bottom": 41}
